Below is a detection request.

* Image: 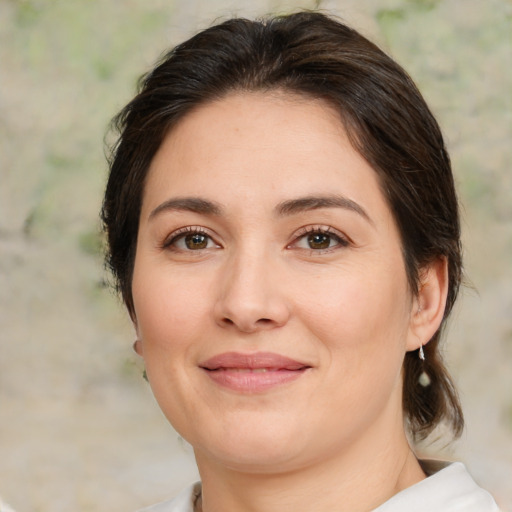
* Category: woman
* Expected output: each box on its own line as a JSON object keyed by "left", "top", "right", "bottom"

{"left": 102, "top": 12, "right": 499, "bottom": 512}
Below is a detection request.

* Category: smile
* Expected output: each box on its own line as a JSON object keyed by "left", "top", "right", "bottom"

{"left": 199, "top": 352, "right": 311, "bottom": 393}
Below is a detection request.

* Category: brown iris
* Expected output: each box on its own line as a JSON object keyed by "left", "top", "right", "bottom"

{"left": 185, "top": 233, "right": 209, "bottom": 250}
{"left": 307, "top": 233, "right": 331, "bottom": 249}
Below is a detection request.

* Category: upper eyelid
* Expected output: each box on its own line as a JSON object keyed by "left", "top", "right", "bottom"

{"left": 291, "top": 225, "right": 350, "bottom": 242}
{"left": 161, "top": 226, "right": 219, "bottom": 248}
{"left": 160, "top": 224, "right": 350, "bottom": 249}
{"left": 285, "top": 225, "right": 352, "bottom": 253}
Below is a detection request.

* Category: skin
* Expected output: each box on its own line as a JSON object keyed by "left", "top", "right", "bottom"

{"left": 132, "top": 92, "right": 448, "bottom": 512}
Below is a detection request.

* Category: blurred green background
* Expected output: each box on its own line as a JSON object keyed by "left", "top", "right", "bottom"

{"left": 0, "top": 0, "right": 511, "bottom": 510}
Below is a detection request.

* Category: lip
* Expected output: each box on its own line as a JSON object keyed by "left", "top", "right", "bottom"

{"left": 199, "top": 352, "right": 311, "bottom": 393}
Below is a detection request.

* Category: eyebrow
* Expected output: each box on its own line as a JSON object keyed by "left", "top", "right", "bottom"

{"left": 276, "top": 195, "right": 373, "bottom": 225}
{"left": 149, "top": 197, "right": 223, "bottom": 220}
{"left": 148, "top": 194, "right": 373, "bottom": 225}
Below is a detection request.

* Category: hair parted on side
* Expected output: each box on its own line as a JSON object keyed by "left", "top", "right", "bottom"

{"left": 102, "top": 11, "right": 464, "bottom": 441}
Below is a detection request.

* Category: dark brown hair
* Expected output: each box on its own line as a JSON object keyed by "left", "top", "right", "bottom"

{"left": 102, "top": 11, "right": 463, "bottom": 441}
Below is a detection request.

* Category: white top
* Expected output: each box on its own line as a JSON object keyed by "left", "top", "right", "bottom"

{"left": 138, "top": 461, "right": 499, "bottom": 512}
{"left": 0, "top": 496, "right": 16, "bottom": 512}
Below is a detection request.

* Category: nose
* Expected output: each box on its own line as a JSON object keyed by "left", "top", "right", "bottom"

{"left": 213, "top": 249, "right": 291, "bottom": 333}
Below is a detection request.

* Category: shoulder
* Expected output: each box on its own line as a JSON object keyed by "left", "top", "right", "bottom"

{"left": 137, "top": 482, "right": 201, "bottom": 512}
{"left": 0, "top": 496, "right": 16, "bottom": 512}
{"left": 373, "top": 460, "right": 500, "bottom": 512}
{"left": 136, "top": 463, "right": 501, "bottom": 512}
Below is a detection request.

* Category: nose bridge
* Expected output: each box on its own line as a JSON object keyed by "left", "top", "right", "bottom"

{"left": 214, "top": 241, "right": 289, "bottom": 332}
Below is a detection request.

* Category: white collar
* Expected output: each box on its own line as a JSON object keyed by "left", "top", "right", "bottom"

{"left": 138, "top": 461, "right": 499, "bottom": 512}
{"left": 372, "top": 461, "right": 499, "bottom": 511}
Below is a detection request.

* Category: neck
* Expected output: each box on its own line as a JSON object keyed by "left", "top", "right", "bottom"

{"left": 195, "top": 427, "right": 425, "bottom": 512}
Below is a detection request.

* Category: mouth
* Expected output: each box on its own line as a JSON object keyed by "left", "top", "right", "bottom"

{"left": 199, "top": 352, "right": 312, "bottom": 392}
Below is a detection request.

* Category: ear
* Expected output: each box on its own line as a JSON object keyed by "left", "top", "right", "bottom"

{"left": 407, "top": 256, "right": 449, "bottom": 351}
{"left": 133, "top": 339, "right": 144, "bottom": 356}
{"left": 132, "top": 316, "right": 144, "bottom": 357}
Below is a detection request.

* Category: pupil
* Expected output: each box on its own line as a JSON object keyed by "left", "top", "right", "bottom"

{"left": 308, "top": 233, "right": 330, "bottom": 249}
{"left": 185, "top": 233, "right": 207, "bottom": 250}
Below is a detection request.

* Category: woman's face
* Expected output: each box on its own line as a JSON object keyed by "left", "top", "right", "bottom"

{"left": 132, "top": 92, "right": 420, "bottom": 473}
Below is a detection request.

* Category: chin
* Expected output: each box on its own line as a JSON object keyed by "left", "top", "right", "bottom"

{"left": 190, "top": 414, "right": 311, "bottom": 473}
{"left": 199, "top": 443, "right": 304, "bottom": 474}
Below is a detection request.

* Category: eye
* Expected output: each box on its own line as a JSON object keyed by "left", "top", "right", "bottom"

{"left": 180, "top": 232, "right": 211, "bottom": 250}
{"left": 304, "top": 232, "right": 335, "bottom": 250}
{"left": 290, "top": 227, "right": 349, "bottom": 252}
{"left": 164, "top": 227, "right": 219, "bottom": 251}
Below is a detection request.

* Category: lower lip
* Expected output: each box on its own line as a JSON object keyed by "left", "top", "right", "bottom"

{"left": 202, "top": 368, "right": 308, "bottom": 393}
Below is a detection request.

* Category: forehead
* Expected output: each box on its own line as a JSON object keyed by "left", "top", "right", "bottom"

{"left": 159, "top": 90, "right": 348, "bottom": 159}
{"left": 142, "top": 91, "right": 388, "bottom": 220}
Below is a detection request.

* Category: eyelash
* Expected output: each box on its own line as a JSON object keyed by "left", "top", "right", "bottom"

{"left": 161, "top": 225, "right": 350, "bottom": 254}
{"left": 289, "top": 225, "right": 350, "bottom": 254}
{"left": 161, "top": 226, "right": 219, "bottom": 251}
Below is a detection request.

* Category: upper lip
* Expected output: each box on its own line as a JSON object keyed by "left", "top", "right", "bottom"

{"left": 199, "top": 352, "right": 310, "bottom": 371}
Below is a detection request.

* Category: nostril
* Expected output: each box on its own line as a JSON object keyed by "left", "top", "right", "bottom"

{"left": 220, "top": 316, "right": 274, "bottom": 331}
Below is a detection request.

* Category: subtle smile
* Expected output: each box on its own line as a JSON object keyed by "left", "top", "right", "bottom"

{"left": 199, "top": 352, "right": 312, "bottom": 393}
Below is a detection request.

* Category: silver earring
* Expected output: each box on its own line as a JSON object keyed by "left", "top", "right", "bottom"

{"left": 418, "top": 345, "right": 431, "bottom": 387}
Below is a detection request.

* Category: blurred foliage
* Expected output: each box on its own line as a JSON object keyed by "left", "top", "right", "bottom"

{"left": 13, "top": 0, "right": 43, "bottom": 27}
{"left": 375, "top": 0, "right": 512, "bottom": 222}
{"left": 78, "top": 228, "right": 104, "bottom": 257}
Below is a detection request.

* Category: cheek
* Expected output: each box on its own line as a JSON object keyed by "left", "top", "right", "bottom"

{"left": 131, "top": 263, "right": 212, "bottom": 429}
{"left": 293, "top": 261, "right": 411, "bottom": 397}
{"left": 296, "top": 268, "right": 410, "bottom": 346}
{"left": 132, "top": 261, "right": 211, "bottom": 355}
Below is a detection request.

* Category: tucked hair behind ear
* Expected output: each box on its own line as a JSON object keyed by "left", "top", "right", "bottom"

{"left": 102, "top": 11, "right": 464, "bottom": 441}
